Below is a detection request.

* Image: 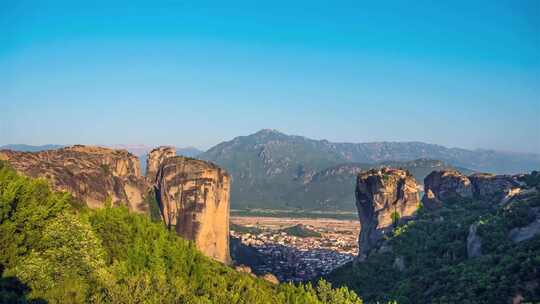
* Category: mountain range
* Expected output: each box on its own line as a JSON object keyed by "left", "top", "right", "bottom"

{"left": 0, "top": 144, "right": 65, "bottom": 152}
{"left": 199, "top": 129, "right": 540, "bottom": 211}
{"left": 3, "top": 130, "right": 539, "bottom": 211}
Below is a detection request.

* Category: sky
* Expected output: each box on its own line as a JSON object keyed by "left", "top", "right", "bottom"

{"left": 1, "top": 0, "right": 539, "bottom": 153}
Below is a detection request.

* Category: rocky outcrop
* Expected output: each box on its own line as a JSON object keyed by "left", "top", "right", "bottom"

{"left": 393, "top": 256, "right": 405, "bottom": 271}
{"left": 423, "top": 170, "right": 473, "bottom": 209}
{"left": 235, "top": 265, "right": 255, "bottom": 276}
{"left": 423, "top": 170, "right": 525, "bottom": 207}
{"left": 262, "top": 273, "right": 279, "bottom": 284}
{"left": 233, "top": 265, "right": 279, "bottom": 283}
{"left": 509, "top": 208, "right": 540, "bottom": 243}
{"left": 0, "top": 145, "right": 148, "bottom": 213}
{"left": 355, "top": 168, "right": 420, "bottom": 260}
{"left": 152, "top": 152, "right": 231, "bottom": 264}
{"left": 467, "top": 223, "right": 482, "bottom": 258}
{"left": 146, "top": 146, "right": 176, "bottom": 184}
{"left": 1, "top": 145, "right": 232, "bottom": 264}
{"left": 469, "top": 173, "right": 522, "bottom": 203}
{"left": 509, "top": 219, "right": 540, "bottom": 243}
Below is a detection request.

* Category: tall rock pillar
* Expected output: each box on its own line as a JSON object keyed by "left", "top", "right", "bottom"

{"left": 355, "top": 168, "right": 420, "bottom": 260}
{"left": 154, "top": 155, "right": 231, "bottom": 264}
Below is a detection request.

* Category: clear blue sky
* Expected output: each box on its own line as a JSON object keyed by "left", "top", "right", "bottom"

{"left": 1, "top": 0, "right": 539, "bottom": 152}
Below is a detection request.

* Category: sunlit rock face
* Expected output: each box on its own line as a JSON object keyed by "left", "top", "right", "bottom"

{"left": 468, "top": 173, "right": 522, "bottom": 203}
{"left": 152, "top": 153, "right": 231, "bottom": 264}
{"left": 423, "top": 170, "right": 473, "bottom": 209}
{"left": 355, "top": 168, "right": 420, "bottom": 260}
{"left": 0, "top": 145, "right": 148, "bottom": 213}
{"left": 0, "top": 145, "right": 232, "bottom": 264}
{"left": 146, "top": 146, "right": 176, "bottom": 184}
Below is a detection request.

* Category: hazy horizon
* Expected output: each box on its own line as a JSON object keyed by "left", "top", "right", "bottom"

{"left": 1, "top": 128, "right": 539, "bottom": 156}
{"left": 2, "top": 1, "right": 539, "bottom": 153}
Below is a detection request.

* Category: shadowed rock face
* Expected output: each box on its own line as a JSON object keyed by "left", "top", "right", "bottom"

{"left": 423, "top": 170, "right": 523, "bottom": 206}
{"left": 146, "top": 146, "right": 176, "bottom": 184}
{"left": 509, "top": 208, "right": 540, "bottom": 243}
{"left": 152, "top": 152, "right": 231, "bottom": 264}
{"left": 355, "top": 168, "right": 420, "bottom": 260}
{"left": 467, "top": 223, "right": 482, "bottom": 258}
{"left": 423, "top": 170, "right": 473, "bottom": 209}
{"left": 469, "top": 173, "right": 521, "bottom": 203}
{"left": 0, "top": 145, "right": 148, "bottom": 213}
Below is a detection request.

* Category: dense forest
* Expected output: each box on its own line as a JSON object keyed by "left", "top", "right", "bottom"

{"left": 0, "top": 161, "right": 363, "bottom": 304}
{"left": 327, "top": 173, "right": 540, "bottom": 303}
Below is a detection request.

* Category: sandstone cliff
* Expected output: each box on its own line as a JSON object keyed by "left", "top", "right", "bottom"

{"left": 150, "top": 149, "right": 231, "bottom": 264}
{"left": 1, "top": 145, "right": 232, "bottom": 264}
{"left": 423, "top": 170, "right": 524, "bottom": 207}
{"left": 469, "top": 173, "right": 522, "bottom": 203}
{"left": 423, "top": 170, "right": 473, "bottom": 209}
{"left": 0, "top": 145, "right": 148, "bottom": 213}
{"left": 355, "top": 168, "right": 420, "bottom": 260}
{"left": 146, "top": 146, "right": 176, "bottom": 184}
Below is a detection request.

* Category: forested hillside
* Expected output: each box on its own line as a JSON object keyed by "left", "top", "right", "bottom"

{"left": 0, "top": 161, "right": 362, "bottom": 304}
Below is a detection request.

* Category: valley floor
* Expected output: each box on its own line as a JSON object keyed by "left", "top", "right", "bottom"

{"left": 230, "top": 215, "right": 359, "bottom": 282}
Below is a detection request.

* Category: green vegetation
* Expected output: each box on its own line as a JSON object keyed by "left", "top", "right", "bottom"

{"left": 519, "top": 170, "right": 540, "bottom": 188}
{"left": 390, "top": 211, "right": 400, "bottom": 226}
{"left": 326, "top": 193, "right": 540, "bottom": 303}
{"left": 99, "top": 164, "right": 111, "bottom": 175}
{"left": 0, "top": 161, "right": 363, "bottom": 303}
{"left": 280, "top": 224, "right": 322, "bottom": 238}
{"left": 230, "top": 223, "right": 264, "bottom": 234}
{"left": 145, "top": 189, "right": 163, "bottom": 222}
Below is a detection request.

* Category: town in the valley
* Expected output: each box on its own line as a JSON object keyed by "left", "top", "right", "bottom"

{"left": 230, "top": 216, "right": 360, "bottom": 282}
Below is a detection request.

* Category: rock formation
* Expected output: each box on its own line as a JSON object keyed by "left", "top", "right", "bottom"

{"left": 261, "top": 273, "right": 279, "bottom": 284}
{"left": 467, "top": 223, "right": 482, "bottom": 258}
{"left": 146, "top": 146, "right": 176, "bottom": 184}
{"left": 355, "top": 168, "right": 420, "bottom": 260}
{"left": 509, "top": 208, "right": 540, "bottom": 243}
{"left": 469, "top": 173, "right": 522, "bottom": 203}
{"left": 423, "top": 170, "right": 473, "bottom": 209}
{"left": 393, "top": 256, "right": 405, "bottom": 271}
{"left": 0, "top": 145, "right": 148, "bottom": 213}
{"left": 151, "top": 150, "right": 231, "bottom": 264}
{"left": 423, "top": 170, "right": 524, "bottom": 207}
{"left": 1, "top": 145, "right": 232, "bottom": 264}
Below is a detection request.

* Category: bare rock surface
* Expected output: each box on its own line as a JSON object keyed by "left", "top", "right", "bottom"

{"left": 469, "top": 173, "right": 522, "bottom": 203}
{"left": 393, "top": 256, "right": 405, "bottom": 271}
{"left": 153, "top": 153, "right": 231, "bottom": 264}
{"left": 0, "top": 145, "right": 148, "bottom": 213}
{"left": 146, "top": 146, "right": 176, "bottom": 184}
{"left": 423, "top": 170, "right": 473, "bottom": 209}
{"left": 1, "top": 145, "right": 232, "bottom": 264}
{"left": 467, "top": 223, "right": 482, "bottom": 258}
{"left": 261, "top": 273, "right": 279, "bottom": 284}
{"left": 355, "top": 168, "right": 420, "bottom": 260}
{"left": 423, "top": 170, "right": 525, "bottom": 207}
{"left": 509, "top": 208, "right": 540, "bottom": 243}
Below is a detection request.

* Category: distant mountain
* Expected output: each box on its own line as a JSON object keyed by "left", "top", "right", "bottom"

{"left": 289, "top": 159, "right": 473, "bottom": 211}
{"left": 0, "top": 144, "right": 64, "bottom": 152}
{"left": 199, "top": 129, "right": 497, "bottom": 211}
{"left": 176, "top": 147, "right": 204, "bottom": 157}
